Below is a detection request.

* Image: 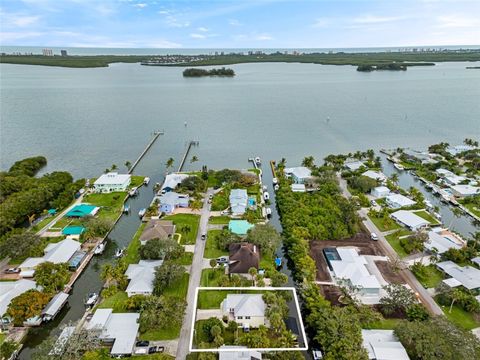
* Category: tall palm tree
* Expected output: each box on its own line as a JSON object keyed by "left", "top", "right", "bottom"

{"left": 390, "top": 173, "right": 399, "bottom": 186}
{"left": 165, "top": 157, "right": 174, "bottom": 170}
{"left": 124, "top": 161, "right": 131, "bottom": 170}
{"left": 111, "top": 164, "right": 117, "bottom": 171}
{"left": 302, "top": 156, "right": 315, "bottom": 169}
{"left": 190, "top": 155, "right": 199, "bottom": 163}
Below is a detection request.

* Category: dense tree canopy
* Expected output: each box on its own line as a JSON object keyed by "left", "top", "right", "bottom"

{"left": 7, "top": 290, "right": 51, "bottom": 326}
{"left": 153, "top": 261, "right": 185, "bottom": 295}
{"left": 245, "top": 224, "right": 281, "bottom": 258}
{"left": 0, "top": 232, "right": 44, "bottom": 260}
{"left": 35, "top": 261, "right": 71, "bottom": 293}
{"left": 140, "top": 238, "right": 184, "bottom": 260}
{"left": 139, "top": 295, "right": 186, "bottom": 333}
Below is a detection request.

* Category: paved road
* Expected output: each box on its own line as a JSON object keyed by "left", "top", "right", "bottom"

{"left": 176, "top": 188, "right": 213, "bottom": 360}
{"left": 337, "top": 174, "right": 444, "bottom": 316}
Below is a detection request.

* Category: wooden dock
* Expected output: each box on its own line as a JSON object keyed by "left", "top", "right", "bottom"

{"left": 270, "top": 160, "right": 277, "bottom": 178}
{"left": 129, "top": 130, "right": 164, "bottom": 174}
{"left": 177, "top": 140, "right": 199, "bottom": 172}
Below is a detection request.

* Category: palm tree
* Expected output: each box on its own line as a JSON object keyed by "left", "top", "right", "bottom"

{"left": 124, "top": 161, "right": 131, "bottom": 171}
{"left": 302, "top": 156, "right": 315, "bottom": 169}
{"left": 248, "top": 267, "right": 257, "bottom": 285}
{"left": 449, "top": 288, "right": 465, "bottom": 313}
{"left": 111, "top": 164, "right": 117, "bottom": 171}
{"left": 190, "top": 155, "right": 199, "bottom": 163}
{"left": 104, "top": 168, "right": 110, "bottom": 173}
{"left": 190, "top": 200, "right": 202, "bottom": 211}
{"left": 390, "top": 173, "right": 399, "bottom": 186}
{"left": 165, "top": 157, "right": 174, "bottom": 170}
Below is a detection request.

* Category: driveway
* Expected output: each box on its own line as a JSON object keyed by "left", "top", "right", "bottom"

{"left": 196, "top": 309, "right": 223, "bottom": 321}
{"left": 176, "top": 188, "right": 213, "bottom": 360}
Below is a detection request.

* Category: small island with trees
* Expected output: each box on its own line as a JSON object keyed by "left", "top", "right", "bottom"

{"left": 182, "top": 67, "right": 235, "bottom": 77}
{"left": 357, "top": 63, "right": 408, "bottom": 72}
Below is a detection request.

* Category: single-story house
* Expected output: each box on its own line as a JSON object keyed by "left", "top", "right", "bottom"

{"left": 361, "top": 329, "right": 410, "bottom": 360}
{"left": 125, "top": 260, "right": 163, "bottom": 297}
{"left": 66, "top": 204, "right": 100, "bottom": 218}
{"left": 424, "top": 229, "right": 466, "bottom": 254}
{"left": 219, "top": 346, "right": 262, "bottom": 360}
{"left": 222, "top": 294, "right": 265, "bottom": 328}
{"left": 435, "top": 168, "right": 455, "bottom": 178}
{"left": 444, "top": 174, "right": 467, "bottom": 186}
{"left": 437, "top": 261, "right": 480, "bottom": 291}
{"left": 327, "top": 247, "right": 381, "bottom": 297}
{"left": 94, "top": 172, "right": 131, "bottom": 193}
{"left": 371, "top": 186, "right": 390, "bottom": 198}
{"left": 471, "top": 257, "right": 480, "bottom": 268}
{"left": 19, "top": 238, "right": 81, "bottom": 277}
{"left": 447, "top": 144, "right": 476, "bottom": 156}
{"left": 161, "top": 173, "right": 190, "bottom": 192}
{"left": 450, "top": 185, "right": 479, "bottom": 198}
{"left": 229, "top": 189, "right": 248, "bottom": 215}
{"left": 385, "top": 194, "right": 416, "bottom": 209}
{"left": 62, "top": 225, "right": 85, "bottom": 237}
{"left": 228, "top": 220, "right": 254, "bottom": 236}
{"left": 139, "top": 220, "right": 176, "bottom": 246}
{"left": 229, "top": 243, "right": 259, "bottom": 274}
{"left": 159, "top": 192, "right": 189, "bottom": 214}
{"left": 0, "top": 279, "right": 37, "bottom": 319}
{"left": 86, "top": 308, "right": 140, "bottom": 356}
{"left": 390, "top": 210, "right": 429, "bottom": 231}
{"left": 284, "top": 166, "right": 312, "bottom": 184}
{"left": 291, "top": 183, "right": 306, "bottom": 193}
{"left": 403, "top": 149, "right": 436, "bottom": 165}
{"left": 344, "top": 161, "right": 365, "bottom": 171}
{"left": 362, "top": 170, "right": 387, "bottom": 183}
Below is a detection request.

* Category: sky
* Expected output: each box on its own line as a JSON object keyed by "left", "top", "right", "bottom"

{"left": 1, "top": 0, "right": 479, "bottom": 48}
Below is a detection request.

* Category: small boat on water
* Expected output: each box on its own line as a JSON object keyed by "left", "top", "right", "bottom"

{"left": 275, "top": 257, "right": 282, "bottom": 268}
{"left": 123, "top": 204, "right": 130, "bottom": 213}
{"left": 262, "top": 185, "right": 268, "bottom": 191}
{"left": 424, "top": 200, "right": 433, "bottom": 209}
{"left": 85, "top": 293, "right": 98, "bottom": 307}
{"left": 114, "top": 248, "right": 125, "bottom": 259}
{"left": 138, "top": 208, "right": 146, "bottom": 218}
{"left": 266, "top": 208, "right": 272, "bottom": 217}
{"left": 274, "top": 184, "right": 280, "bottom": 191}
{"left": 272, "top": 177, "right": 278, "bottom": 185}
{"left": 129, "top": 188, "right": 138, "bottom": 197}
{"left": 94, "top": 242, "right": 105, "bottom": 255}
{"left": 393, "top": 163, "right": 404, "bottom": 171}
{"left": 255, "top": 157, "right": 261, "bottom": 166}
{"left": 143, "top": 177, "right": 150, "bottom": 185}
{"left": 263, "top": 191, "right": 270, "bottom": 201}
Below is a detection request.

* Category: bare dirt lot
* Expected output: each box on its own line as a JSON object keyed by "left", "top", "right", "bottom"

{"left": 375, "top": 261, "right": 406, "bottom": 284}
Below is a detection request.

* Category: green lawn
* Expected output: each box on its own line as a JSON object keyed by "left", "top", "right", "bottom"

{"left": 462, "top": 203, "right": 480, "bottom": 217}
{"left": 97, "top": 291, "right": 129, "bottom": 313}
{"left": 364, "top": 318, "right": 403, "bottom": 330}
{"left": 0, "top": 332, "right": 6, "bottom": 345}
{"left": 211, "top": 188, "right": 230, "bottom": 211}
{"left": 83, "top": 192, "right": 127, "bottom": 222}
{"left": 200, "top": 268, "right": 226, "bottom": 287}
{"left": 385, "top": 229, "right": 412, "bottom": 258}
{"left": 172, "top": 252, "right": 194, "bottom": 265}
{"left": 412, "top": 264, "right": 444, "bottom": 289}
{"left": 259, "top": 254, "right": 275, "bottom": 273}
{"left": 370, "top": 215, "right": 401, "bottom": 232}
{"left": 204, "top": 230, "right": 228, "bottom": 259}
{"left": 141, "top": 325, "right": 182, "bottom": 341}
{"left": 32, "top": 215, "right": 57, "bottom": 231}
{"left": 435, "top": 298, "right": 480, "bottom": 330}
{"left": 132, "top": 354, "right": 174, "bottom": 360}
{"left": 208, "top": 216, "right": 230, "bottom": 225}
{"left": 164, "top": 214, "right": 200, "bottom": 245}
{"left": 413, "top": 210, "right": 440, "bottom": 225}
{"left": 162, "top": 273, "right": 189, "bottom": 299}
{"left": 130, "top": 176, "right": 145, "bottom": 188}
{"left": 124, "top": 223, "right": 146, "bottom": 265}
{"left": 197, "top": 290, "right": 228, "bottom": 309}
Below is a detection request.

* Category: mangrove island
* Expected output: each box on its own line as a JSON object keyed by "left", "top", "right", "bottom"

{"left": 182, "top": 67, "right": 235, "bottom": 77}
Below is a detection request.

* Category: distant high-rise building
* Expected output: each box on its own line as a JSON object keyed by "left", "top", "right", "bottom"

{"left": 42, "top": 48, "right": 53, "bottom": 56}
{"left": 61, "top": 50, "right": 68, "bottom": 56}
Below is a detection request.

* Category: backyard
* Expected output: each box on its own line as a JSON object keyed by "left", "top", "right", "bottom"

{"left": 435, "top": 298, "right": 480, "bottom": 330}
{"left": 83, "top": 191, "right": 127, "bottom": 222}
{"left": 163, "top": 214, "right": 200, "bottom": 245}
{"left": 411, "top": 264, "right": 444, "bottom": 289}
{"left": 204, "top": 230, "right": 228, "bottom": 259}
{"left": 385, "top": 229, "right": 413, "bottom": 258}
{"left": 413, "top": 210, "right": 441, "bottom": 225}
{"left": 369, "top": 214, "right": 401, "bottom": 232}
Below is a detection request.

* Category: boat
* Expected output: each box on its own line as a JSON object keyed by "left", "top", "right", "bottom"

{"left": 143, "top": 177, "right": 150, "bottom": 185}
{"left": 114, "top": 248, "right": 124, "bottom": 258}
{"left": 129, "top": 188, "right": 138, "bottom": 197}
{"left": 138, "top": 208, "right": 146, "bottom": 218}
{"left": 424, "top": 200, "right": 433, "bottom": 209}
{"left": 393, "top": 163, "right": 404, "bottom": 171}
{"left": 262, "top": 185, "right": 268, "bottom": 191}
{"left": 84, "top": 293, "right": 98, "bottom": 307}
{"left": 275, "top": 257, "right": 282, "bottom": 268}
{"left": 266, "top": 208, "right": 272, "bottom": 217}
{"left": 263, "top": 191, "right": 270, "bottom": 201}
{"left": 255, "top": 157, "right": 261, "bottom": 166}
{"left": 123, "top": 204, "right": 130, "bottom": 213}
{"left": 94, "top": 242, "right": 105, "bottom": 255}
{"left": 274, "top": 184, "right": 280, "bottom": 191}
{"left": 272, "top": 177, "right": 278, "bottom": 185}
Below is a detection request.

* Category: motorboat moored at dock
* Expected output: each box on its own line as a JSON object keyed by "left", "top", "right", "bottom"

{"left": 255, "top": 157, "right": 261, "bottom": 166}
{"left": 263, "top": 191, "right": 270, "bottom": 201}
{"left": 84, "top": 293, "right": 98, "bottom": 307}
{"left": 94, "top": 242, "right": 105, "bottom": 255}
{"left": 393, "top": 163, "right": 404, "bottom": 171}
{"left": 143, "top": 177, "right": 150, "bottom": 185}
{"left": 123, "top": 204, "right": 130, "bottom": 213}
{"left": 138, "top": 208, "right": 146, "bottom": 218}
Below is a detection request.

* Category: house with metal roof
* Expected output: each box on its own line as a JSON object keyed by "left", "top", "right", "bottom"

{"left": 0, "top": 279, "right": 37, "bottom": 318}
{"left": 344, "top": 160, "right": 365, "bottom": 171}
{"left": 450, "top": 184, "right": 479, "bottom": 198}
{"left": 228, "top": 220, "right": 254, "bottom": 235}
{"left": 65, "top": 204, "right": 100, "bottom": 218}
{"left": 86, "top": 308, "right": 140, "bottom": 356}
{"left": 93, "top": 172, "right": 131, "bottom": 193}
{"left": 385, "top": 194, "right": 416, "bottom": 209}
{"left": 161, "top": 173, "right": 190, "bottom": 192}
{"left": 390, "top": 210, "right": 429, "bottom": 231}
{"left": 361, "top": 329, "right": 410, "bottom": 360}
{"left": 219, "top": 346, "right": 262, "bottom": 360}
{"left": 159, "top": 192, "right": 189, "bottom": 214}
{"left": 291, "top": 183, "right": 306, "bottom": 192}
{"left": 42, "top": 292, "right": 69, "bottom": 321}
{"left": 424, "top": 229, "right": 466, "bottom": 254}
{"left": 228, "top": 243, "right": 260, "bottom": 275}
{"left": 371, "top": 186, "right": 390, "bottom": 198}
{"left": 222, "top": 294, "right": 266, "bottom": 328}
{"left": 125, "top": 260, "right": 163, "bottom": 297}
{"left": 284, "top": 166, "right": 312, "bottom": 184}
{"left": 437, "top": 261, "right": 480, "bottom": 291}
{"left": 362, "top": 170, "right": 387, "bottom": 183}
{"left": 229, "top": 189, "right": 248, "bottom": 215}
{"left": 139, "top": 220, "right": 176, "bottom": 245}
{"left": 62, "top": 225, "right": 85, "bottom": 237}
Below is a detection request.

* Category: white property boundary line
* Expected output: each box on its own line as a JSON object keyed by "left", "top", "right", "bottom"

{"left": 189, "top": 286, "right": 308, "bottom": 353}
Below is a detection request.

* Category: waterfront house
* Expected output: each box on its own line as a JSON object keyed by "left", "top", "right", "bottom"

{"left": 472, "top": 257, "right": 480, "bottom": 268}
{"left": 444, "top": 174, "right": 467, "bottom": 186}
{"left": 291, "top": 183, "right": 306, "bottom": 192}
{"left": 94, "top": 172, "right": 131, "bottom": 193}
{"left": 161, "top": 173, "right": 190, "bottom": 192}
{"left": 403, "top": 149, "right": 436, "bottom": 165}
{"left": 41, "top": 292, "right": 69, "bottom": 322}
{"left": 219, "top": 346, "right": 262, "bottom": 360}
{"left": 390, "top": 210, "right": 429, "bottom": 231}
{"left": 437, "top": 261, "right": 480, "bottom": 291}
{"left": 221, "top": 294, "right": 265, "bottom": 328}
{"left": 125, "top": 260, "right": 163, "bottom": 297}
{"left": 371, "top": 186, "right": 390, "bottom": 198}
{"left": 139, "top": 219, "right": 176, "bottom": 246}
{"left": 65, "top": 204, "right": 99, "bottom": 218}
{"left": 344, "top": 160, "right": 365, "bottom": 171}
{"left": 19, "top": 238, "right": 81, "bottom": 277}
{"left": 447, "top": 144, "right": 476, "bottom": 156}
{"left": 159, "top": 192, "right": 189, "bottom": 214}
{"left": 284, "top": 166, "right": 312, "bottom": 184}
{"left": 0, "top": 279, "right": 37, "bottom": 319}
{"left": 385, "top": 194, "right": 416, "bottom": 209}
{"left": 361, "top": 329, "right": 410, "bottom": 360}
{"left": 362, "top": 170, "right": 387, "bottom": 183}
{"left": 228, "top": 220, "right": 254, "bottom": 236}
{"left": 86, "top": 308, "right": 139, "bottom": 356}
{"left": 424, "top": 229, "right": 466, "bottom": 254}
{"left": 228, "top": 243, "right": 259, "bottom": 275}
{"left": 229, "top": 189, "right": 248, "bottom": 215}
{"left": 62, "top": 225, "right": 85, "bottom": 237}
{"left": 450, "top": 184, "right": 479, "bottom": 198}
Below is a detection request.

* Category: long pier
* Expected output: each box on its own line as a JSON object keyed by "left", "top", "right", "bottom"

{"left": 177, "top": 140, "right": 199, "bottom": 172}
{"left": 129, "top": 130, "right": 164, "bottom": 174}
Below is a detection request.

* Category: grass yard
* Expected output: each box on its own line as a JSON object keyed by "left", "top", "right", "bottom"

{"left": 435, "top": 298, "right": 480, "bottom": 330}
{"left": 200, "top": 268, "right": 226, "bottom": 287}
{"left": 132, "top": 355, "right": 175, "bottom": 360}
{"left": 172, "top": 252, "right": 194, "bottom": 265}
{"left": 208, "top": 216, "right": 230, "bottom": 225}
{"left": 124, "top": 223, "right": 146, "bottom": 265}
{"left": 164, "top": 214, "right": 200, "bottom": 245}
{"left": 370, "top": 215, "right": 401, "bottom": 232}
{"left": 385, "top": 229, "right": 412, "bottom": 258}
{"left": 197, "top": 290, "right": 228, "bottom": 309}
{"left": 162, "top": 273, "right": 190, "bottom": 299}
{"left": 204, "top": 230, "right": 228, "bottom": 259}
{"left": 413, "top": 210, "right": 440, "bottom": 225}
{"left": 98, "top": 290, "right": 129, "bottom": 313}
{"left": 130, "top": 176, "right": 145, "bottom": 188}
{"left": 412, "top": 264, "right": 444, "bottom": 289}
{"left": 211, "top": 188, "right": 230, "bottom": 211}
{"left": 141, "top": 325, "right": 181, "bottom": 341}
{"left": 462, "top": 203, "right": 480, "bottom": 217}
{"left": 32, "top": 215, "right": 57, "bottom": 231}
{"left": 364, "top": 318, "right": 403, "bottom": 330}
{"left": 83, "top": 191, "right": 127, "bottom": 222}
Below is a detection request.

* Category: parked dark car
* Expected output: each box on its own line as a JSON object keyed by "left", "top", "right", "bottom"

{"left": 136, "top": 340, "right": 150, "bottom": 347}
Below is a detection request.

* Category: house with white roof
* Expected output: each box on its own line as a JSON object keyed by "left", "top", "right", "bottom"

{"left": 19, "top": 238, "right": 81, "bottom": 277}
{"left": 94, "top": 172, "right": 131, "bottom": 193}
{"left": 345, "top": 161, "right": 365, "bottom": 171}
{"left": 159, "top": 192, "right": 189, "bottom": 214}
{"left": 229, "top": 189, "right": 248, "bottom": 215}
{"left": 161, "top": 173, "right": 190, "bottom": 192}
{"left": 450, "top": 185, "right": 479, "bottom": 198}
{"left": 403, "top": 149, "right": 436, "bottom": 165}
{"left": 222, "top": 294, "right": 265, "bottom": 328}
{"left": 471, "top": 257, "right": 480, "bottom": 268}
{"left": 362, "top": 329, "right": 410, "bottom": 360}
{"left": 284, "top": 166, "right": 312, "bottom": 184}
{"left": 444, "top": 174, "right": 467, "bottom": 186}
{"left": 437, "top": 261, "right": 480, "bottom": 291}
{"left": 125, "top": 260, "right": 163, "bottom": 297}
{"left": 424, "top": 229, "right": 466, "bottom": 254}
{"left": 219, "top": 346, "right": 262, "bottom": 360}
{"left": 86, "top": 308, "right": 140, "bottom": 356}
{"left": 447, "top": 145, "right": 476, "bottom": 156}
{"left": 362, "top": 170, "right": 387, "bottom": 183}
{"left": 371, "top": 186, "right": 390, "bottom": 198}
{"left": 385, "top": 194, "right": 416, "bottom": 209}
{"left": 291, "top": 183, "right": 306, "bottom": 192}
{"left": 0, "top": 279, "right": 37, "bottom": 319}
{"left": 327, "top": 248, "right": 382, "bottom": 298}
{"left": 390, "top": 210, "right": 429, "bottom": 231}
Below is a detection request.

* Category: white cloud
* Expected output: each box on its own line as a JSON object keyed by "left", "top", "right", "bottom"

{"left": 190, "top": 33, "right": 206, "bottom": 39}
{"left": 436, "top": 15, "right": 480, "bottom": 28}
{"left": 197, "top": 27, "right": 209, "bottom": 32}
{"left": 12, "top": 15, "right": 40, "bottom": 27}
{"left": 133, "top": 3, "right": 147, "bottom": 9}
{"left": 353, "top": 15, "right": 406, "bottom": 24}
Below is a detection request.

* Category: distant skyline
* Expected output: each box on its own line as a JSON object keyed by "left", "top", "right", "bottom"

{"left": 1, "top": 0, "right": 479, "bottom": 48}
